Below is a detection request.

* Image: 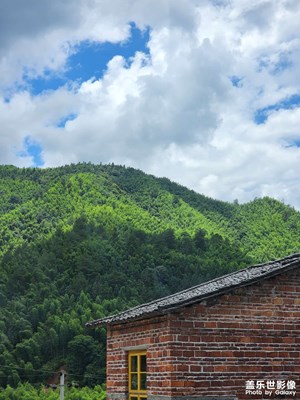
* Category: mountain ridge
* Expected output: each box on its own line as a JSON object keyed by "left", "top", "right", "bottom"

{"left": 0, "top": 162, "right": 299, "bottom": 389}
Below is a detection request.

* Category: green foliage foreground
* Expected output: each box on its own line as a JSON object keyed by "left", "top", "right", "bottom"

{"left": 0, "top": 383, "right": 106, "bottom": 400}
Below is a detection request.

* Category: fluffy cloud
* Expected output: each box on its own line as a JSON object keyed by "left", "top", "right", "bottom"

{"left": 0, "top": 0, "right": 131, "bottom": 87}
{"left": 1, "top": 0, "right": 300, "bottom": 209}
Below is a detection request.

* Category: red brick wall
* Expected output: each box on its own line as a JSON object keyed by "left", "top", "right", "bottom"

{"left": 106, "top": 314, "right": 174, "bottom": 399}
{"left": 168, "top": 269, "right": 300, "bottom": 399}
{"left": 106, "top": 268, "right": 300, "bottom": 400}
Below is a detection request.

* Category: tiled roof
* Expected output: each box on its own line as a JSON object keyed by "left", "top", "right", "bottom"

{"left": 86, "top": 253, "right": 300, "bottom": 327}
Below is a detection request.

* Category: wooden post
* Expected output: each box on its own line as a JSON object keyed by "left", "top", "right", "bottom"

{"left": 60, "top": 370, "right": 65, "bottom": 400}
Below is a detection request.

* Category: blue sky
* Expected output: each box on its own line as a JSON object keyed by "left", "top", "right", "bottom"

{"left": 1, "top": 0, "right": 300, "bottom": 209}
{"left": 254, "top": 94, "right": 300, "bottom": 126}
{"left": 20, "top": 22, "right": 151, "bottom": 166}
{"left": 18, "top": 136, "right": 44, "bottom": 166}
{"left": 26, "top": 23, "right": 150, "bottom": 96}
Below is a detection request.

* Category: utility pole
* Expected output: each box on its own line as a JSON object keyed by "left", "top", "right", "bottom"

{"left": 60, "top": 370, "right": 66, "bottom": 400}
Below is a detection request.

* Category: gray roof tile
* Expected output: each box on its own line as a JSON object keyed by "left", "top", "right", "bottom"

{"left": 86, "top": 253, "right": 300, "bottom": 327}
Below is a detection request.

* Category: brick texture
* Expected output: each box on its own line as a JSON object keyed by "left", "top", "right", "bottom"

{"left": 106, "top": 269, "right": 300, "bottom": 400}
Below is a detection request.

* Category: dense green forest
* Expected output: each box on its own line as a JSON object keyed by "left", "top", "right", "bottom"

{"left": 0, "top": 163, "right": 300, "bottom": 395}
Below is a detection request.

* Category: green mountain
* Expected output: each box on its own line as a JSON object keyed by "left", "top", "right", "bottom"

{"left": 0, "top": 163, "right": 299, "bottom": 389}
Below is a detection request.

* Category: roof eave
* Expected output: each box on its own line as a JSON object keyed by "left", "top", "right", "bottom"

{"left": 86, "top": 258, "right": 300, "bottom": 328}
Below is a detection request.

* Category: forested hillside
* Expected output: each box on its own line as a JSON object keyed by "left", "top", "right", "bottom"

{"left": 0, "top": 163, "right": 300, "bottom": 392}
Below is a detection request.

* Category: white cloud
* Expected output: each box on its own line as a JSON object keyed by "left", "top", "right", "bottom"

{"left": 1, "top": 0, "right": 300, "bottom": 209}
{"left": 0, "top": 0, "right": 131, "bottom": 88}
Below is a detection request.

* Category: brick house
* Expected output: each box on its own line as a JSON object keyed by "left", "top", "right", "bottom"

{"left": 87, "top": 254, "right": 300, "bottom": 400}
